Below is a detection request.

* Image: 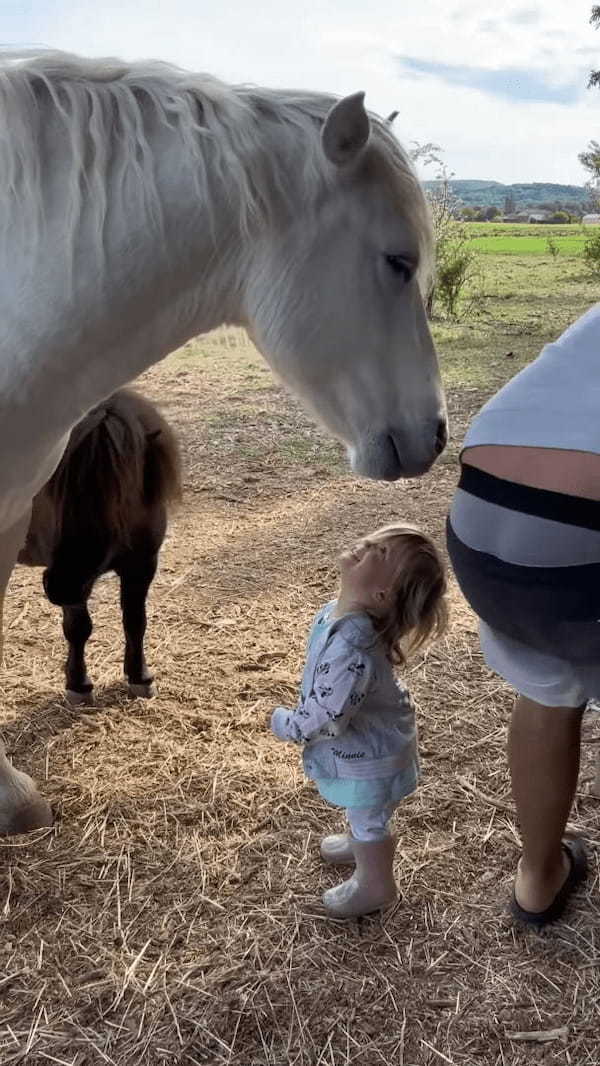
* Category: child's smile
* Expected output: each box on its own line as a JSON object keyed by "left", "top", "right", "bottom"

{"left": 339, "top": 537, "right": 405, "bottom": 610}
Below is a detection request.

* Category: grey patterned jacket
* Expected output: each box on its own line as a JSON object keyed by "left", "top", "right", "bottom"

{"left": 271, "top": 602, "right": 418, "bottom": 783}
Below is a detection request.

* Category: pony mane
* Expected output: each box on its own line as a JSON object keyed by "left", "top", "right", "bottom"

{"left": 0, "top": 50, "right": 432, "bottom": 282}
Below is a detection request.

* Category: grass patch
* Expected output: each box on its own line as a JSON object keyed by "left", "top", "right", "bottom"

{"left": 469, "top": 235, "right": 586, "bottom": 255}
{"left": 465, "top": 222, "right": 585, "bottom": 238}
{"left": 436, "top": 249, "right": 597, "bottom": 393}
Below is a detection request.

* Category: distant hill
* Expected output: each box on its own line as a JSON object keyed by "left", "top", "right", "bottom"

{"left": 422, "top": 179, "right": 591, "bottom": 211}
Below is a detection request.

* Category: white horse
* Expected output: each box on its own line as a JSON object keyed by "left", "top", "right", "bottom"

{"left": 0, "top": 51, "right": 446, "bottom": 833}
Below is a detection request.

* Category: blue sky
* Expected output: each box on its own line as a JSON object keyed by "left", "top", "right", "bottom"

{"left": 396, "top": 58, "right": 581, "bottom": 107}
{"left": 1, "top": 0, "right": 598, "bottom": 184}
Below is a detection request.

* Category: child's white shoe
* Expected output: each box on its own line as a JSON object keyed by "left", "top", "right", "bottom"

{"left": 322, "top": 836, "right": 397, "bottom": 918}
{"left": 320, "top": 833, "right": 356, "bottom": 865}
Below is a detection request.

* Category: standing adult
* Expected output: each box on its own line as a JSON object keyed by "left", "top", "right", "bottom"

{"left": 447, "top": 304, "right": 600, "bottom": 925}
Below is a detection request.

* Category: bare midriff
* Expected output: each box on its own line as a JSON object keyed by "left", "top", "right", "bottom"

{"left": 462, "top": 445, "right": 600, "bottom": 501}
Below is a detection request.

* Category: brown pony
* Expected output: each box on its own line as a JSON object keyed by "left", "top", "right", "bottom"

{"left": 18, "top": 389, "right": 181, "bottom": 703}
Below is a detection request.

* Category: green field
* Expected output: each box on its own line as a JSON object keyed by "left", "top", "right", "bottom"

{"left": 434, "top": 225, "right": 597, "bottom": 406}
{"left": 464, "top": 221, "right": 592, "bottom": 256}
{"left": 468, "top": 234, "right": 587, "bottom": 254}
{"left": 466, "top": 222, "right": 581, "bottom": 237}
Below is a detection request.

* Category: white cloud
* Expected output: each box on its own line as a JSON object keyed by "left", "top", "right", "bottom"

{"left": 1, "top": 0, "right": 598, "bottom": 183}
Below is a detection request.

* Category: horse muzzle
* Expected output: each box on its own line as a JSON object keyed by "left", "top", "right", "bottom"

{"left": 351, "top": 416, "right": 448, "bottom": 481}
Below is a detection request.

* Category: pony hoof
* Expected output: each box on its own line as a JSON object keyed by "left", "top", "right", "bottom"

{"left": 128, "top": 681, "right": 156, "bottom": 699}
{"left": 66, "top": 689, "right": 94, "bottom": 707}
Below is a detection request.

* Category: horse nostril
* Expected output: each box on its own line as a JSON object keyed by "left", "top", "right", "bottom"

{"left": 434, "top": 418, "right": 448, "bottom": 455}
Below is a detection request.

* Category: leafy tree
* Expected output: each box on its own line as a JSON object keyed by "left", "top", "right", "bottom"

{"left": 579, "top": 140, "right": 600, "bottom": 174}
{"left": 409, "top": 142, "right": 477, "bottom": 319}
{"left": 579, "top": 140, "right": 600, "bottom": 208}
{"left": 546, "top": 236, "right": 560, "bottom": 260}
{"left": 584, "top": 229, "right": 600, "bottom": 275}
{"left": 580, "top": 10, "right": 600, "bottom": 205}
{"left": 589, "top": 5, "right": 600, "bottom": 87}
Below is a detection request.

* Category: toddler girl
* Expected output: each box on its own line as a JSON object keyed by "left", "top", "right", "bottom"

{"left": 271, "top": 523, "right": 447, "bottom": 918}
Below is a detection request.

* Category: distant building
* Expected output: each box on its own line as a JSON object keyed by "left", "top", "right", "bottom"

{"left": 501, "top": 213, "right": 530, "bottom": 223}
{"left": 528, "top": 211, "right": 551, "bottom": 223}
{"left": 583, "top": 213, "right": 600, "bottom": 225}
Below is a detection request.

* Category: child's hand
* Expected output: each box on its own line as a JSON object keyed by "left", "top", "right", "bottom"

{"left": 270, "top": 706, "right": 292, "bottom": 741}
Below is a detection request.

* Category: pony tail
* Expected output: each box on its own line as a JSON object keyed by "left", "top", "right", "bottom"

{"left": 52, "top": 402, "right": 145, "bottom": 543}
{"left": 143, "top": 419, "right": 182, "bottom": 510}
{"left": 46, "top": 389, "right": 181, "bottom": 547}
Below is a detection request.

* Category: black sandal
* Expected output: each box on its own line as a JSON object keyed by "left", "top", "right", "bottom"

{"left": 510, "top": 837, "right": 588, "bottom": 928}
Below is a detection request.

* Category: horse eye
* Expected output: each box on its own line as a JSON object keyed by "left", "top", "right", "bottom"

{"left": 384, "top": 254, "right": 414, "bottom": 282}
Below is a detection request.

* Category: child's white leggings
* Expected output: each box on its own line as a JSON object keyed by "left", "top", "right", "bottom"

{"left": 346, "top": 804, "right": 397, "bottom": 842}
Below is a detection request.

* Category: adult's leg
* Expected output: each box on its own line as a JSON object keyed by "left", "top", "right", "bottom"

{"left": 509, "top": 694, "right": 584, "bottom": 913}
{"left": 0, "top": 511, "right": 53, "bottom": 833}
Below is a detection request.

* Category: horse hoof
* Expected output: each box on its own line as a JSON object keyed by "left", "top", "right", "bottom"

{"left": 128, "top": 681, "right": 156, "bottom": 699}
{"left": 0, "top": 792, "right": 53, "bottom": 835}
{"left": 66, "top": 689, "right": 94, "bottom": 707}
{"left": 0, "top": 748, "right": 53, "bottom": 835}
{"left": 5, "top": 796, "right": 54, "bottom": 835}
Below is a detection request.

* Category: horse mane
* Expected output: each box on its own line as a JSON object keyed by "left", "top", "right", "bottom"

{"left": 0, "top": 50, "right": 432, "bottom": 283}
{"left": 46, "top": 388, "right": 182, "bottom": 547}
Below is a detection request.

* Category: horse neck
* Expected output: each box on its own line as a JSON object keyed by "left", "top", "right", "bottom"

{"left": 89, "top": 115, "right": 255, "bottom": 332}
{"left": 2, "top": 119, "right": 256, "bottom": 439}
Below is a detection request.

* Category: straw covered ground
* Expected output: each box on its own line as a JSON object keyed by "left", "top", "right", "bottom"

{"left": 1, "top": 307, "right": 600, "bottom": 1065}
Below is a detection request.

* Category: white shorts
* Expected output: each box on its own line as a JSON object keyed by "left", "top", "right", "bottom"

{"left": 479, "top": 621, "right": 594, "bottom": 708}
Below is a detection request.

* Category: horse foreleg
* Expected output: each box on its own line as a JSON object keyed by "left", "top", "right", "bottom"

{"left": 0, "top": 510, "right": 53, "bottom": 834}
{"left": 62, "top": 603, "right": 94, "bottom": 706}
{"left": 0, "top": 511, "right": 31, "bottom": 666}
{"left": 592, "top": 751, "right": 600, "bottom": 798}
{"left": 117, "top": 551, "right": 158, "bottom": 698}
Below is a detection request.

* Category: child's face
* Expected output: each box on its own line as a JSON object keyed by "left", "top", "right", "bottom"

{"left": 339, "top": 535, "right": 405, "bottom": 610}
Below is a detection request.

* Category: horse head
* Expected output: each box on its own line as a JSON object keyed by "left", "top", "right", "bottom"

{"left": 242, "top": 91, "right": 447, "bottom": 480}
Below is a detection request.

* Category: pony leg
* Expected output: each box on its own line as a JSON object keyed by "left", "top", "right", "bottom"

{"left": 62, "top": 604, "right": 94, "bottom": 706}
{"left": 117, "top": 552, "right": 159, "bottom": 698}
{"left": 0, "top": 510, "right": 53, "bottom": 834}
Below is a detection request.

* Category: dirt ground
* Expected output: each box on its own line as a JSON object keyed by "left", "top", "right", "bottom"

{"left": 1, "top": 329, "right": 599, "bottom": 1066}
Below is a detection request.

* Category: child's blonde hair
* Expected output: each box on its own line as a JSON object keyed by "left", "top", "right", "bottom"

{"left": 366, "top": 523, "right": 448, "bottom": 665}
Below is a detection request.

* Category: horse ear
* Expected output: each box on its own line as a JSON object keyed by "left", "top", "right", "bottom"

{"left": 322, "top": 91, "right": 370, "bottom": 167}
